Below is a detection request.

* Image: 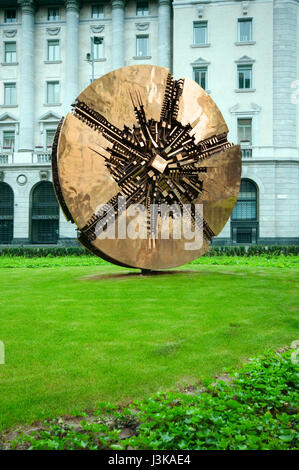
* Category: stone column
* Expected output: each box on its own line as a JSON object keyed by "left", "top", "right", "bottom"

{"left": 111, "top": 0, "right": 125, "bottom": 70}
{"left": 65, "top": 0, "right": 80, "bottom": 112}
{"left": 158, "top": 0, "right": 172, "bottom": 70}
{"left": 273, "top": 0, "right": 297, "bottom": 147}
{"left": 18, "top": 0, "right": 35, "bottom": 152}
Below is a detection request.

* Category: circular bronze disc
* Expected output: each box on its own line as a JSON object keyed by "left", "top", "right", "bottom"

{"left": 52, "top": 65, "right": 241, "bottom": 270}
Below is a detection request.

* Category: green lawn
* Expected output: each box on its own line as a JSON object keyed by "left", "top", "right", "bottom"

{"left": 0, "top": 256, "right": 298, "bottom": 432}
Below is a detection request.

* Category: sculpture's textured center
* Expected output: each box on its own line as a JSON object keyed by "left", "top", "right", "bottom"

{"left": 72, "top": 73, "right": 234, "bottom": 245}
{"left": 149, "top": 154, "right": 168, "bottom": 174}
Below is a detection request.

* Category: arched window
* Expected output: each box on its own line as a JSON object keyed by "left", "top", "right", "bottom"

{"left": 0, "top": 182, "right": 14, "bottom": 244}
{"left": 31, "top": 181, "right": 59, "bottom": 244}
{"left": 231, "top": 179, "right": 258, "bottom": 244}
{"left": 232, "top": 179, "right": 257, "bottom": 220}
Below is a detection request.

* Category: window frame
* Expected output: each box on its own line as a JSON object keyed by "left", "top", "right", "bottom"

{"left": 47, "top": 7, "right": 60, "bottom": 22}
{"left": 237, "top": 64, "right": 252, "bottom": 89}
{"left": 91, "top": 4, "right": 104, "bottom": 19}
{"left": 92, "top": 36, "right": 105, "bottom": 60}
{"left": 231, "top": 179, "right": 258, "bottom": 221}
{"left": 46, "top": 81, "right": 60, "bottom": 105}
{"left": 0, "top": 182, "right": 14, "bottom": 244}
{"left": 136, "top": 34, "right": 149, "bottom": 57}
{"left": 193, "top": 66, "right": 208, "bottom": 90}
{"left": 136, "top": 0, "right": 149, "bottom": 17}
{"left": 4, "top": 8, "right": 17, "bottom": 24}
{"left": 4, "top": 82, "right": 16, "bottom": 106}
{"left": 4, "top": 41, "right": 17, "bottom": 64}
{"left": 46, "top": 129, "right": 56, "bottom": 148}
{"left": 193, "top": 21, "right": 208, "bottom": 45}
{"left": 237, "top": 118, "right": 252, "bottom": 145}
{"left": 3, "top": 130, "right": 15, "bottom": 150}
{"left": 47, "top": 39, "right": 60, "bottom": 61}
{"left": 238, "top": 18, "right": 253, "bottom": 42}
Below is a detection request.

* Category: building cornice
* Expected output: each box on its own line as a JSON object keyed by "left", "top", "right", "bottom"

{"left": 17, "top": 0, "right": 35, "bottom": 14}
{"left": 65, "top": 0, "right": 81, "bottom": 11}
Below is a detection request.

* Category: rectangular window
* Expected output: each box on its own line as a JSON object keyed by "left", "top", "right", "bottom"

{"left": 47, "top": 40, "right": 60, "bottom": 61}
{"left": 93, "top": 37, "right": 104, "bottom": 59}
{"left": 91, "top": 4, "right": 104, "bottom": 19}
{"left": 4, "top": 83, "right": 16, "bottom": 105}
{"left": 193, "top": 67, "right": 207, "bottom": 90}
{"left": 238, "top": 118, "right": 252, "bottom": 145}
{"left": 238, "top": 18, "right": 252, "bottom": 42}
{"left": 4, "top": 9, "right": 17, "bottom": 23}
{"left": 48, "top": 7, "right": 60, "bottom": 21}
{"left": 193, "top": 21, "right": 208, "bottom": 45}
{"left": 4, "top": 42, "right": 16, "bottom": 63}
{"left": 136, "top": 0, "right": 149, "bottom": 16}
{"left": 47, "top": 81, "right": 60, "bottom": 104}
{"left": 236, "top": 229, "right": 252, "bottom": 244}
{"left": 136, "top": 35, "right": 149, "bottom": 57}
{"left": 238, "top": 64, "right": 252, "bottom": 89}
{"left": 46, "top": 130, "right": 56, "bottom": 148}
{"left": 3, "top": 130, "right": 15, "bottom": 150}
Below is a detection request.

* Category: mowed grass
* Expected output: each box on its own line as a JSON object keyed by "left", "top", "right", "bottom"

{"left": 0, "top": 256, "right": 298, "bottom": 432}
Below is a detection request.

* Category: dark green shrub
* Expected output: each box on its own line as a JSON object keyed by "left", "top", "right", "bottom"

{"left": 0, "top": 246, "right": 92, "bottom": 257}
{"left": 11, "top": 350, "right": 299, "bottom": 450}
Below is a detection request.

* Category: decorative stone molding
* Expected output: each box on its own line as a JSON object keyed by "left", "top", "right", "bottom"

{"left": 133, "top": 55, "right": 152, "bottom": 60}
{"left": 196, "top": 1, "right": 210, "bottom": 17}
{"left": 46, "top": 27, "right": 61, "bottom": 36}
{"left": 17, "top": 0, "right": 35, "bottom": 14}
{"left": 229, "top": 103, "right": 261, "bottom": 115}
{"left": 191, "top": 43, "right": 211, "bottom": 49}
{"left": 229, "top": 104, "right": 240, "bottom": 113}
{"left": 90, "top": 25, "right": 105, "bottom": 34}
{"left": 17, "top": 174, "right": 27, "bottom": 186}
{"left": 0, "top": 112, "right": 19, "bottom": 135}
{"left": 158, "top": 0, "right": 171, "bottom": 5}
{"left": 235, "top": 55, "right": 255, "bottom": 64}
{"left": 135, "top": 23, "right": 149, "bottom": 31}
{"left": 242, "top": 1, "right": 249, "bottom": 15}
{"left": 3, "top": 30, "right": 17, "bottom": 38}
{"left": 235, "top": 41, "right": 256, "bottom": 46}
{"left": 39, "top": 170, "right": 49, "bottom": 181}
{"left": 198, "top": 6, "right": 204, "bottom": 17}
{"left": 250, "top": 102, "right": 262, "bottom": 112}
{"left": 65, "top": 0, "right": 81, "bottom": 11}
{"left": 190, "top": 56, "right": 210, "bottom": 66}
{"left": 112, "top": 0, "right": 125, "bottom": 9}
{"left": 38, "top": 111, "right": 61, "bottom": 122}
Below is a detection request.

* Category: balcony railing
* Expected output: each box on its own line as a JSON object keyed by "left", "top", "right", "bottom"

{"left": 0, "top": 154, "right": 9, "bottom": 164}
{"left": 33, "top": 150, "right": 52, "bottom": 164}
{"left": 0, "top": 152, "right": 13, "bottom": 165}
{"left": 241, "top": 147, "right": 252, "bottom": 159}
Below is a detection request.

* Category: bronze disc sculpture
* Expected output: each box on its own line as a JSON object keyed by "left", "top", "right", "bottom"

{"left": 52, "top": 65, "right": 241, "bottom": 270}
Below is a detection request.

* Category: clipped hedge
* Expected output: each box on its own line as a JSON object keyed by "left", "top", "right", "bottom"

{"left": 0, "top": 246, "right": 92, "bottom": 258}
{"left": 207, "top": 245, "right": 299, "bottom": 257}
{"left": 1, "top": 245, "right": 299, "bottom": 258}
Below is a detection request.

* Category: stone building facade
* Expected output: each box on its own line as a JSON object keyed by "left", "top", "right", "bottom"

{"left": 0, "top": 0, "right": 298, "bottom": 246}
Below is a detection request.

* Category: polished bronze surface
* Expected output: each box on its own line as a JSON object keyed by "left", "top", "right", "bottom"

{"left": 52, "top": 65, "right": 241, "bottom": 270}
